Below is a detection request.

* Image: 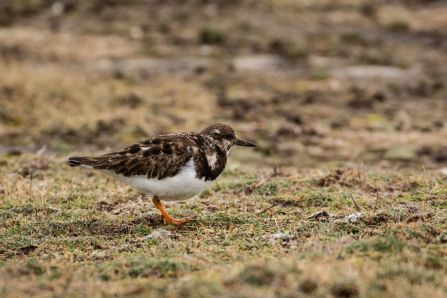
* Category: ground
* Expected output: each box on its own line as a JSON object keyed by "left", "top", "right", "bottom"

{"left": 1, "top": 0, "right": 447, "bottom": 297}
{"left": 1, "top": 158, "right": 446, "bottom": 297}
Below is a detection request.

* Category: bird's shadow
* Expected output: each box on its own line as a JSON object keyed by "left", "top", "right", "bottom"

{"left": 25, "top": 213, "right": 253, "bottom": 239}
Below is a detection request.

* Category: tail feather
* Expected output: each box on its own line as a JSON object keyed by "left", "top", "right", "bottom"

{"left": 68, "top": 157, "right": 87, "bottom": 167}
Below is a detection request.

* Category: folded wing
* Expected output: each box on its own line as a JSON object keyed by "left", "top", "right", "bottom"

{"left": 68, "top": 137, "right": 193, "bottom": 180}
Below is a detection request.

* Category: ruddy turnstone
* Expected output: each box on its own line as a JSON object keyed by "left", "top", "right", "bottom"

{"left": 68, "top": 123, "right": 256, "bottom": 225}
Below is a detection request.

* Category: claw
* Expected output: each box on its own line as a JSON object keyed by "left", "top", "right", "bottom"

{"left": 164, "top": 217, "right": 193, "bottom": 226}
{"left": 153, "top": 197, "right": 193, "bottom": 226}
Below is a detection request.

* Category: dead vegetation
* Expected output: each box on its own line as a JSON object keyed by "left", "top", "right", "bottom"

{"left": 1, "top": 156, "right": 446, "bottom": 296}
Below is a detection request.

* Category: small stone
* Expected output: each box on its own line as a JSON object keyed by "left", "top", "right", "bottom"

{"left": 91, "top": 251, "right": 106, "bottom": 259}
{"left": 332, "top": 65, "right": 423, "bottom": 83}
{"left": 142, "top": 228, "right": 172, "bottom": 241}
{"left": 344, "top": 212, "right": 363, "bottom": 223}
{"left": 232, "top": 55, "right": 287, "bottom": 71}
{"left": 272, "top": 233, "right": 291, "bottom": 241}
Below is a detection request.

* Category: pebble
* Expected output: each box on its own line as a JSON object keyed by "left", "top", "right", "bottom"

{"left": 142, "top": 228, "right": 172, "bottom": 241}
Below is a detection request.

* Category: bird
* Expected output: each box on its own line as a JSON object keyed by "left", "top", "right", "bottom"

{"left": 68, "top": 123, "right": 256, "bottom": 225}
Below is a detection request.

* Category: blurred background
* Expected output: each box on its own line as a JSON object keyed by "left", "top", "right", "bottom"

{"left": 1, "top": 0, "right": 447, "bottom": 169}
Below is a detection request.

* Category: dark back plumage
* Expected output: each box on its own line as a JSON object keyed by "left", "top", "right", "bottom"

{"left": 68, "top": 124, "right": 236, "bottom": 181}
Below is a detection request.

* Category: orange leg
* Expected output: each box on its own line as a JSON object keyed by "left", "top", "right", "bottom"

{"left": 152, "top": 197, "right": 192, "bottom": 226}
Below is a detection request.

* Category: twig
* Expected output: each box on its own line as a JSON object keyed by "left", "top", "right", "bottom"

{"left": 257, "top": 203, "right": 279, "bottom": 215}
{"left": 253, "top": 178, "right": 265, "bottom": 189}
{"left": 272, "top": 166, "right": 283, "bottom": 177}
{"left": 349, "top": 193, "right": 362, "bottom": 212}
{"left": 274, "top": 217, "right": 280, "bottom": 228}
{"left": 356, "top": 159, "right": 362, "bottom": 181}
{"left": 306, "top": 210, "right": 329, "bottom": 220}
{"left": 373, "top": 196, "right": 379, "bottom": 213}
{"left": 245, "top": 178, "right": 265, "bottom": 195}
{"left": 29, "top": 172, "right": 33, "bottom": 194}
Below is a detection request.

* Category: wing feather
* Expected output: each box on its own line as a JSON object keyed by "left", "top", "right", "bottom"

{"left": 78, "top": 136, "right": 194, "bottom": 179}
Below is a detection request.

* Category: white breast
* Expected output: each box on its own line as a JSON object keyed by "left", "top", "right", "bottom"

{"left": 101, "top": 159, "right": 214, "bottom": 201}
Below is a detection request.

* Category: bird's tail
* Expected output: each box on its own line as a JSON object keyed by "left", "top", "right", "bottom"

{"left": 68, "top": 157, "right": 87, "bottom": 167}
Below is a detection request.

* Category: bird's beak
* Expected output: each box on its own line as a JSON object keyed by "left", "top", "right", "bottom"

{"left": 235, "top": 137, "right": 256, "bottom": 147}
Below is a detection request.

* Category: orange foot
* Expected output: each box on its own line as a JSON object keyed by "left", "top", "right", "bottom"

{"left": 161, "top": 216, "right": 193, "bottom": 225}
{"left": 153, "top": 197, "right": 193, "bottom": 226}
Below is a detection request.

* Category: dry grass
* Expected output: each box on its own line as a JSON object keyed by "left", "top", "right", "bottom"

{"left": 1, "top": 155, "right": 446, "bottom": 297}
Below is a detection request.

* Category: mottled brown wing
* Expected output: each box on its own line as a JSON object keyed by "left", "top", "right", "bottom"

{"left": 78, "top": 136, "right": 193, "bottom": 179}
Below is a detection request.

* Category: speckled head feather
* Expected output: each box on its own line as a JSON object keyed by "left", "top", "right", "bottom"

{"left": 201, "top": 123, "right": 256, "bottom": 152}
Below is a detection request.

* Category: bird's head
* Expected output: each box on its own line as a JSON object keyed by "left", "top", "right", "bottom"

{"left": 200, "top": 123, "right": 256, "bottom": 153}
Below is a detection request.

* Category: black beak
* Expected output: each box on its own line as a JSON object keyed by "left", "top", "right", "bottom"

{"left": 235, "top": 137, "right": 256, "bottom": 147}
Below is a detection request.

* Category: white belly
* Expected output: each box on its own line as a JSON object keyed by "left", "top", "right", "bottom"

{"left": 100, "top": 159, "right": 214, "bottom": 201}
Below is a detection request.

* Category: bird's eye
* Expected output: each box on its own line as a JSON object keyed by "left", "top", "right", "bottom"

{"left": 225, "top": 134, "right": 233, "bottom": 140}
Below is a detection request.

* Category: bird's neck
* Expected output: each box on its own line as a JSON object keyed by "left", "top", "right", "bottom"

{"left": 193, "top": 135, "right": 227, "bottom": 181}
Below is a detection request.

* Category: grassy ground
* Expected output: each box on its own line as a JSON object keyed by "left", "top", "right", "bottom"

{"left": 1, "top": 155, "right": 446, "bottom": 297}
{"left": 1, "top": 0, "right": 447, "bottom": 297}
